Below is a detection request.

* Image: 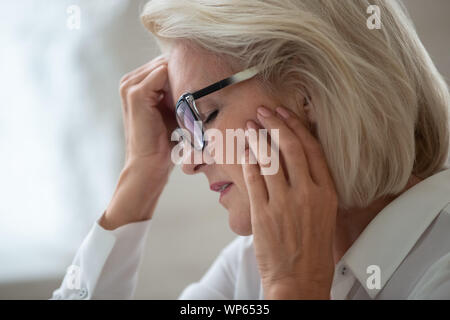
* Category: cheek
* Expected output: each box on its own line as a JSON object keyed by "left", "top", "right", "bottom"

{"left": 208, "top": 93, "right": 268, "bottom": 235}
{"left": 213, "top": 110, "right": 253, "bottom": 209}
{"left": 213, "top": 110, "right": 252, "bottom": 165}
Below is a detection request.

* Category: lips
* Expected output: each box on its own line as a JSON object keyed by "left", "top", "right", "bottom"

{"left": 210, "top": 182, "right": 233, "bottom": 193}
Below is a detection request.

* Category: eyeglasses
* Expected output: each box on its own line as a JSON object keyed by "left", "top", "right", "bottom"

{"left": 175, "top": 65, "right": 263, "bottom": 151}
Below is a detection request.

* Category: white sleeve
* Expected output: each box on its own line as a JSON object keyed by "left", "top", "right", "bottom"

{"left": 50, "top": 215, "right": 152, "bottom": 300}
{"left": 178, "top": 236, "right": 244, "bottom": 300}
{"left": 408, "top": 252, "right": 450, "bottom": 299}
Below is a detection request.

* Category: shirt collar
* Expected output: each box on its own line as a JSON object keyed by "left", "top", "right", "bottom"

{"left": 340, "top": 167, "right": 450, "bottom": 299}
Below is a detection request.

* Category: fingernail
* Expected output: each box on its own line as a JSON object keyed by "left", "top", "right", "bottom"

{"left": 246, "top": 120, "right": 258, "bottom": 130}
{"left": 257, "top": 106, "right": 272, "bottom": 117}
{"left": 254, "top": 117, "right": 264, "bottom": 127}
{"left": 256, "top": 112, "right": 265, "bottom": 125}
{"left": 276, "top": 107, "right": 290, "bottom": 119}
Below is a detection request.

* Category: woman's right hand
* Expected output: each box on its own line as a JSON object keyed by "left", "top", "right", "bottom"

{"left": 100, "top": 55, "right": 177, "bottom": 230}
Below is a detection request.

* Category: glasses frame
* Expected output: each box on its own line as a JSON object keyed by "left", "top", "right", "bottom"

{"left": 175, "top": 65, "right": 263, "bottom": 151}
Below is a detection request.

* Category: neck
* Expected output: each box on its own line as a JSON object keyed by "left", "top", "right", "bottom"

{"left": 333, "top": 174, "right": 423, "bottom": 264}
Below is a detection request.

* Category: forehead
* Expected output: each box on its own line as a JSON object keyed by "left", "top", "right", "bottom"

{"left": 167, "top": 42, "right": 230, "bottom": 106}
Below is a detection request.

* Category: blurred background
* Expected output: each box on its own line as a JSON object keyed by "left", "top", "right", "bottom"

{"left": 0, "top": 0, "right": 449, "bottom": 299}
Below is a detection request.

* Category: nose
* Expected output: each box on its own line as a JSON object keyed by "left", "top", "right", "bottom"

{"left": 181, "top": 146, "right": 208, "bottom": 175}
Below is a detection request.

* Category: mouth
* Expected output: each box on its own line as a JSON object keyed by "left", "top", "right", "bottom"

{"left": 210, "top": 181, "right": 234, "bottom": 201}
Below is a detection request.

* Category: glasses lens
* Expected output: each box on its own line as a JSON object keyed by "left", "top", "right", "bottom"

{"left": 176, "top": 99, "right": 204, "bottom": 150}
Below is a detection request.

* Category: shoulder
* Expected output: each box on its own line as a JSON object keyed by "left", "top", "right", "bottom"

{"left": 178, "top": 235, "right": 256, "bottom": 299}
{"left": 407, "top": 203, "right": 450, "bottom": 299}
{"left": 219, "top": 235, "right": 254, "bottom": 262}
{"left": 409, "top": 250, "right": 450, "bottom": 299}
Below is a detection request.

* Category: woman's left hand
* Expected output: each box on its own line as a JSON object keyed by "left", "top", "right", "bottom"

{"left": 242, "top": 106, "right": 338, "bottom": 299}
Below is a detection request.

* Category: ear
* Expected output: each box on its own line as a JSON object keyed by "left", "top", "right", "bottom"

{"left": 303, "top": 95, "right": 316, "bottom": 124}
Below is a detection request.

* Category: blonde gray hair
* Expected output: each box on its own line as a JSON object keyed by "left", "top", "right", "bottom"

{"left": 141, "top": 0, "right": 449, "bottom": 209}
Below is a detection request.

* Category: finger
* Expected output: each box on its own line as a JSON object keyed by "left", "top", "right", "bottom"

{"left": 120, "top": 54, "right": 168, "bottom": 84}
{"left": 119, "top": 58, "right": 168, "bottom": 113}
{"left": 132, "top": 64, "right": 168, "bottom": 103}
{"left": 122, "top": 58, "right": 168, "bottom": 89}
{"left": 120, "top": 57, "right": 168, "bottom": 163}
{"left": 242, "top": 148, "right": 268, "bottom": 209}
{"left": 246, "top": 120, "right": 288, "bottom": 198}
{"left": 276, "top": 106, "right": 334, "bottom": 188}
{"left": 256, "top": 106, "right": 313, "bottom": 187}
{"left": 127, "top": 65, "right": 168, "bottom": 131}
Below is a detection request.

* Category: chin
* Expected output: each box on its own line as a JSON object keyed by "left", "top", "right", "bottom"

{"left": 227, "top": 207, "right": 252, "bottom": 236}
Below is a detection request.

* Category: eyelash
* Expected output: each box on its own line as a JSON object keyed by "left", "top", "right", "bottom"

{"left": 204, "top": 110, "right": 219, "bottom": 124}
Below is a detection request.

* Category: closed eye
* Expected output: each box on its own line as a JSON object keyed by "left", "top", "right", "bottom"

{"left": 204, "top": 110, "right": 218, "bottom": 124}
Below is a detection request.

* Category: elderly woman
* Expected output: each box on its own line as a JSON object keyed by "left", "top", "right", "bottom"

{"left": 52, "top": 0, "right": 449, "bottom": 300}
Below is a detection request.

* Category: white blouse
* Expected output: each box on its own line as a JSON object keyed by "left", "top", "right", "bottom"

{"left": 51, "top": 168, "right": 450, "bottom": 300}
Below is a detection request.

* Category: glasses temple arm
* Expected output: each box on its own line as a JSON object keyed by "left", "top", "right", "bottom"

{"left": 192, "top": 66, "right": 261, "bottom": 100}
